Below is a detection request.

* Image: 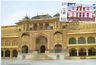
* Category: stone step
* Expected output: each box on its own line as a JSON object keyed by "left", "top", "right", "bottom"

{"left": 31, "top": 54, "right": 53, "bottom": 60}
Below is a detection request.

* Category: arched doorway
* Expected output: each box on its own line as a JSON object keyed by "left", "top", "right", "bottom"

{"left": 12, "top": 50, "right": 18, "bottom": 57}
{"left": 5, "top": 50, "right": 10, "bottom": 57}
{"left": 40, "top": 45, "right": 46, "bottom": 53}
{"left": 22, "top": 45, "right": 28, "bottom": 53}
{"left": 36, "top": 35, "right": 47, "bottom": 53}
{"left": 69, "top": 48, "right": 77, "bottom": 56}
{"left": 79, "top": 48, "right": 86, "bottom": 56}
{"left": 54, "top": 44, "right": 62, "bottom": 53}
{"left": 88, "top": 48, "right": 95, "bottom": 56}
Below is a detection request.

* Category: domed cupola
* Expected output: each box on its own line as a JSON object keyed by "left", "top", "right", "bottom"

{"left": 31, "top": 14, "right": 52, "bottom": 19}
{"left": 22, "top": 15, "right": 30, "bottom": 21}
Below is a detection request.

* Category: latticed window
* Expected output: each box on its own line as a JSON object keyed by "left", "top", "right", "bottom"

{"left": 78, "top": 37, "right": 86, "bottom": 44}
{"left": 87, "top": 37, "right": 95, "bottom": 43}
{"left": 5, "top": 41, "right": 10, "bottom": 46}
{"left": 69, "top": 37, "right": 76, "bottom": 44}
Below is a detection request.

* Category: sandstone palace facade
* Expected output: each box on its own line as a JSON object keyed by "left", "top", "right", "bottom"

{"left": 1, "top": 14, "right": 96, "bottom": 60}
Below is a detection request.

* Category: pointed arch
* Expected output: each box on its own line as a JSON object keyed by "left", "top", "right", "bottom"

{"left": 88, "top": 48, "right": 96, "bottom": 56}
{"left": 12, "top": 50, "right": 18, "bottom": 57}
{"left": 78, "top": 37, "right": 86, "bottom": 44}
{"left": 22, "top": 45, "right": 28, "bottom": 53}
{"left": 69, "top": 48, "right": 77, "bottom": 56}
{"left": 87, "top": 37, "right": 95, "bottom": 43}
{"left": 54, "top": 44, "right": 62, "bottom": 53}
{"left": 5, "top": 50, "right": 10, "bottom": 57}
{"left": 69, "top": 37, "right": 76, "bottom": 44}
{"left": 79, "top": 48, "right": 86, "bottom": 56}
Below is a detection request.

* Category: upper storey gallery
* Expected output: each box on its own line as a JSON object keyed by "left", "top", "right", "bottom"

{"left": 1, "top": 13, "right": 96, "bottom": 33}
{"left": 15, "top": 14, "right": 96, "bottom": 32}
{"left": 16, "top": 14, "right": 67, "bottom": 31}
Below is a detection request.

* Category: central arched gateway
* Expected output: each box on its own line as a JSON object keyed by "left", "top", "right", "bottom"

{"left": 36, "top": 35, "right": 47, "bottom": 53}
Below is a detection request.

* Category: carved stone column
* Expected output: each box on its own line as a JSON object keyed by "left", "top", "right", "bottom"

{"left": 43, "top": 23, "right": 45, "bottom": 30}
{"left": 37, "top": 23, "right": 39, "bottom": 30}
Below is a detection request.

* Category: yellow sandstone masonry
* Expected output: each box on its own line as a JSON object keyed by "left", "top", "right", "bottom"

{"left": 1, "top": 15, "right": 96, "bottom": 59}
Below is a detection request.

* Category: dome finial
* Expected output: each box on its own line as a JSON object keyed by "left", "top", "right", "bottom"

{"left": 23, "top": 13, "right": 30, "bottom": 20}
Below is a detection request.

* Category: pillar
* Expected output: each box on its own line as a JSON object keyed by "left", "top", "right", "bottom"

{"left": 67, "top": 49, "right": 70, "bottom": 56}
{"left": 10, "top": 49, "right": 13, "bottom": 58}
{"left": 43, "top": 23, "right": 45, "bottom": 30}
{"left": 78, "top": 12, "right": 79, "bottom": 17}
{"left": 81, "top": 13, "right": 83, "bottom": 17}
{"left": 77, "top": 49, "right": 79, "bottom": 56}
{"left": 25, "top": 24, "right": 27, "bottom": 31}
{"left": 86, "top": 48, "right": 88, "bottom": 56}
{"left": 3, "top": 50, "right": 5, "bottom": 58}
{"left": 11, "top": 41, "right": 13, "bottom": 46}
{"left": 76, "top": 37, "right": 78, "bottom": 44}
{"left": 37, "top": 23, "right": 39, "bottom": 30}
{"left": 85, "top": 37, "right": 87, "bottom": 44}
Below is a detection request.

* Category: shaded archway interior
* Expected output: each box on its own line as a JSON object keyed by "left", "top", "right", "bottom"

{"left": 36, "top": 35, "right": 47, "bottom": 53}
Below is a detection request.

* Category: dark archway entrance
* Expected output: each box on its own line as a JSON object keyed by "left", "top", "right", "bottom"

{"left": 12, "top": 50, "right": 18, "bottom": 57}
{"left": 22, "top": 45, "right": 28, "bottom": 53}
{"left": 5, "top": 50, "right": 10, "bottom": 57}
{"left": 36, "top": 35, "right": 47, "bottom": 53}
{"left": 69, "top": 48, "right": 77, "bottom": 56}
{"left": 79, "top": 48, "right": 86, "bottom": 56}
{"left": 40, "top": 45, "right": 46, "bottom": 53}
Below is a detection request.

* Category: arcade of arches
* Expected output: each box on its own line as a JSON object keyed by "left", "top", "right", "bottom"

{"left": 69, "top": 36, "right": 96, "bottom": 44}
{"left": 1, "top": 49, "right": 18, "bottom": 58}
{"left": 1, "top": 35, "right": 96, "bottom": 58}
{"left": 69, "top": 48, "right": 96, "bottom": 56}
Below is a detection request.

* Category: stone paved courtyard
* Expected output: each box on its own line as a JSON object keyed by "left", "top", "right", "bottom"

{"left": 1, "top": 59, "right": 96, "bottom": 65}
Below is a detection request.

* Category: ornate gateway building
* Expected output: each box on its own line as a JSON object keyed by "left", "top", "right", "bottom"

{"left": 1, "top": 14, "right": 96, "bottom": 60}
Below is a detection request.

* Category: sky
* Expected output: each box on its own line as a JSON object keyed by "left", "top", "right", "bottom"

{"left": 1, "top": 0, "right": 96, "bottom": 26}
{"left": 1, "top": 1, "right": 61, "bottom": 26}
